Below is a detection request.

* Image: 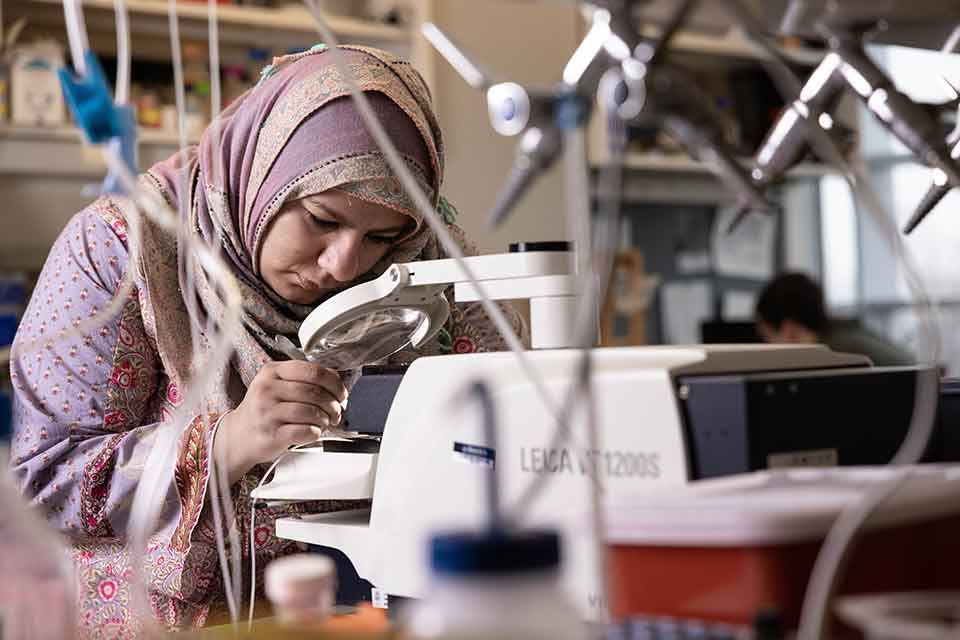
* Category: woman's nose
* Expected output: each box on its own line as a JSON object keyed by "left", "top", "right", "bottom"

{"left": 319, "top": 232, "right": 362, "bottom": 283}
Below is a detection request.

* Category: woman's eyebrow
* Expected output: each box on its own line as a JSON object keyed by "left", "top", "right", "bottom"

{"left": 314, "top": 201, "right": 412, "bottom": 235}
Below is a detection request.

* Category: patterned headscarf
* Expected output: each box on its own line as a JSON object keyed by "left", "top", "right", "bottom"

{"left": 130, "top": 45, "right": 445, "bottom": 410}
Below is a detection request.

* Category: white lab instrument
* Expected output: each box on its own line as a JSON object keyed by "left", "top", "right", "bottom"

{"left": 254, "top": 250, "right": 881, "bottom": 617}
{"left": 262, "top": 344, "right": 876, "bottom": 617}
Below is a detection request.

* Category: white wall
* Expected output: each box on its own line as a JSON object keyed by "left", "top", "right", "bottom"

{"left": 428, "top": 0, "right": 580, "bottom": 254}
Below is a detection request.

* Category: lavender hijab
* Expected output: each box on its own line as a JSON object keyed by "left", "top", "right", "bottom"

{"left": 131, "top": 45, "right": 444, "bottom": 410}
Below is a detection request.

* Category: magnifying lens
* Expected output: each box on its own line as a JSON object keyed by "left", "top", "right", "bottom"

{"left": 287, "top": 249, "right": 577, "bottom": 369}
{"left": 295, "top": 263, "right": 450, "bottom": 370}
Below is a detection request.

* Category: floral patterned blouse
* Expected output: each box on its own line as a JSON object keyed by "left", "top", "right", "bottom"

{"left": 9, "top": 197, "right": 524, "bottom": 637}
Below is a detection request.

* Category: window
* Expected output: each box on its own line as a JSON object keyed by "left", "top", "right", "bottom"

{"left": 819, "top": 44, "right": 960, "bottom": 370}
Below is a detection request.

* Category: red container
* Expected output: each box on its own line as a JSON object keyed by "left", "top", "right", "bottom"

{"left": 606, "top": 466, "right": 960, "bottom": 633}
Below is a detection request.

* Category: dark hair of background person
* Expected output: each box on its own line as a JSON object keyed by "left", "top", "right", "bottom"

{"left": 755, "top": 272, "right": 829, "bottom": 335}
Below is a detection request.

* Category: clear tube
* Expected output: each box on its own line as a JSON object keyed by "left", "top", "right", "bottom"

{"left": 505, "top": 89, "right": 627, "bottom": 520}
{"left": 563, "top": 125, "right": 609, "bottom": 630}
{"left": 205, "top": 0, "right": 245, "bottom": 626}
{"left": 300, "top": 0, "right": 568, "bottom": 438}
{"left": 716, "top": 3, "right": 943, "bottom": 638}
{"left": 167, "top": 0, "right": 202, "bottom": 359}
{"left": 107, "top": 150, "right": 245, "bottom": 634}
{"left": 122, "top": 1, "right": 244, "bottom": 629}
{"left": 295, "top": 24, "right": 632, "bottom": 615}
{"left": 295, "top": 15, "right": 629, "bottom": 633}
{"left": 62, "top": 0, "right": 89, "bottom": 76}
{"left": 54, "top": 1, "right": 277, "bottom": 635}
{"left": 248, "top": 451, "right": 297, "bottom": 629}
{"left": 11, "top": 1, "right": 145, "bottom": 361}
{"left": 64, "top": 0, "right": 246, "bottom": 632}
{"left": 113, "top": 0, "right": 130, "bottom": 105}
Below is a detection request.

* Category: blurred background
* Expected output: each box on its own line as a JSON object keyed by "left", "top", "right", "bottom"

{"left": 1, "top": 0, "right": 958, "bottom": 441}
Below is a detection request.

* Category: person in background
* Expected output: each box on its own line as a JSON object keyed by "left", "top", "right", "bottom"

{"left": 755, "top": 272, "right": 914, "bottom": 366}
{"left": 9, "top": 45, "right": 523, "bottom": 635}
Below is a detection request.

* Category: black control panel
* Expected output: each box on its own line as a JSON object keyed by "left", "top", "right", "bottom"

{"left": 341, "top": 366, "right": 407, "bottom": 435}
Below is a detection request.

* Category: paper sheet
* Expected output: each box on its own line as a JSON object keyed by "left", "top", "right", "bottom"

{"left": 723, "top": 290, "right": 757, "bottom": 320}
{"left": 712, "top": 206, "right": 775, "bottom": 280}
{"left": 660, "top": 279, "right": 712, "bottom": 344}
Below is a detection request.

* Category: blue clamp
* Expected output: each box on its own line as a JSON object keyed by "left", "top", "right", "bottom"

{"left": 59, "top": 51, "right": 122, "bottom": 143}
{"left": 59, "top": 50, "right": 138, "bottom": 193}
{"left": 100, "top": 104, "right": 138, "bottom": 195}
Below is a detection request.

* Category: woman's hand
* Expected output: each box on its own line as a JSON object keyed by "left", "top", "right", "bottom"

{"left": 214, "top": 361, "right": 348, "bottom": 485}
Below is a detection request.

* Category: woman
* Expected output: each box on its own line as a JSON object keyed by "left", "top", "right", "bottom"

{"left": 9, "top": 45, "right": 523, "bottom": 635}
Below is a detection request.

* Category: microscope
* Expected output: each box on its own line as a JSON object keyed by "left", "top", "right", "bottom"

{"left": 255, "top": 0, "right": 960, "bottom": 620}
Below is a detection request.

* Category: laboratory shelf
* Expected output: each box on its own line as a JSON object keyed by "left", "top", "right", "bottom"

{"left": 576, "top": 5, "right": 826, "bottom": 67}
{"left": 9, "top": 0, "right": 410, "bottom": 60}
{"left": 0, "top": 123, "right": 193, "bottom": 146}
{"left": 639, "top": 24, "right": 825, "bottom": 67}
{"left": 0, "top": 124, "right": 191, "bottom": 178}
{"left": 592, "top": 151, "right": 836, "bottom": 180}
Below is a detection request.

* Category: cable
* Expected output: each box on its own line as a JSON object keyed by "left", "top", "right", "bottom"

{"left": 113, "top": 0, "right": 130, "bottom": 105}
{"left": 204, "top": 0, "right": 245, "bottom": 627}
{"left": 248, "top": 451, "right": 297, "bottom": 629}
{"left": 10, "top": 1, "right": 146, "bottom": 364}
{"left": 62, "top": 0, "right": 89, "bottom": 76}
{"left": 562, "top": 124, "right": 614, "bottom": 631}
{"left": 109, "top": 148, "right": 246, "bottom": 633}
{"left": 300, "top": 0, "right": 569, "bottom": 446}
{"left": 300, "top": 13, "right": 631, "bottom": 632}
{"left": 714, "top": 3, "right": 943, "bottom": 638}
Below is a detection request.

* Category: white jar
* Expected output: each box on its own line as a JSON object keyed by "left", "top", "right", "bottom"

{"left": 265, "top": 553, "right": 337, "bottom": 626}
{"left": 403, "top": 530, "right": 585, "bottom": 640}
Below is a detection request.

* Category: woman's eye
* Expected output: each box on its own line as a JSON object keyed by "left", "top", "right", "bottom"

{"left": 308, "top": 214, "right": 338, "bottom": 230}
{"left": 367, "top": 234, "right": 398, "bottom": 245}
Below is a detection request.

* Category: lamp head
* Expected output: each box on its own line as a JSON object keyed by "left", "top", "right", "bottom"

{"left": 298, "top": 264, "right": 450, "bottom": 369}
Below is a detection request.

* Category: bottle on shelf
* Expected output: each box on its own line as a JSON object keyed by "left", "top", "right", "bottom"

{"left": 222, "top": 64, "right": 250, "bottom": 108}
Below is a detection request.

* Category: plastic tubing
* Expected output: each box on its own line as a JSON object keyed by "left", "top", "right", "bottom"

{"left": 247, "top": 451, "right": 297, "bottom": 629}
{"left": 715, "top": 3, "right": 943, "bottom": 638}
{"left": 18, "top": 0, "right": 144, "bottom": 360}
{"left": 59, "top": 4, "right": 247, "bottom": 629}
{"left": 202, "top": 0, "right": 245, "bottom": 626}
{"left": 300, "top": 0, "right": 568, "bottom": 442}
{"left": 106, "top": 149, "right": 245, "bottom": 633}
{"left": 113, "top": 0, "right": 130, "bottom": 104}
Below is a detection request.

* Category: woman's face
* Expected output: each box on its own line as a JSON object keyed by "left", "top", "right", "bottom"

{"left": 258, "top": 189, "right": 414, "bottom": 305}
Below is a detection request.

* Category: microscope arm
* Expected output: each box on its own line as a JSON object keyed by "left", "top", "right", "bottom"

{"left": 751, "top": 53, "right": 848, "bottom": 185}
{"left": 832, "top": 29, "right": 960, "bottom": 186}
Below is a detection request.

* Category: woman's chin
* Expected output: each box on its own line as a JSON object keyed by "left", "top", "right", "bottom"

{"left": 288, "top": 289, "right": 323, "bottom": 305}
{"left": 271, "top": 281, "right": 320, "bottom": 306}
